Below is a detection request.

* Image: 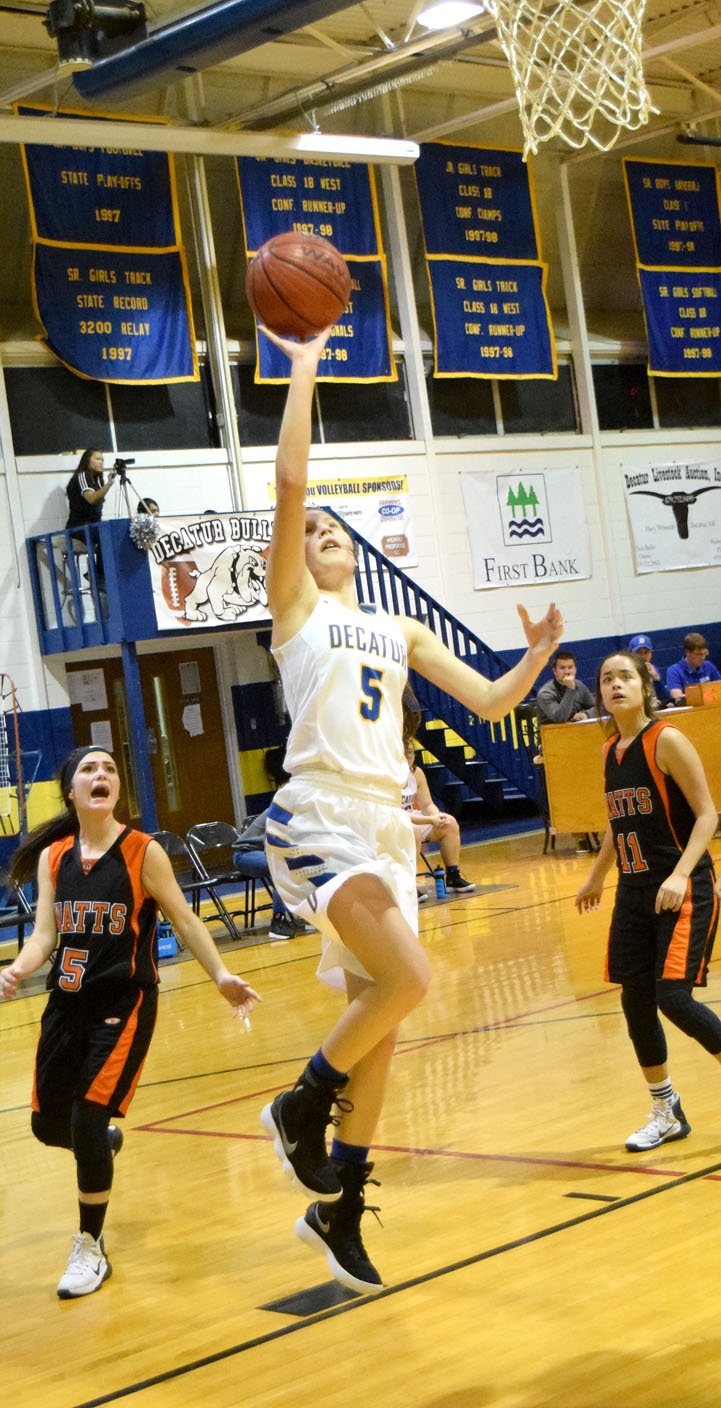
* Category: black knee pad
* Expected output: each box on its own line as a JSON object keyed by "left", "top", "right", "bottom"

{"left": 31, "top": 1109, "right": 73, "bottom": 1149}
{"left": 71, "top": 1100, "right": 114, "bottom": 1195}
{"left": 657, "top": 980, "right": 721, "bottom": 1055}
{"left": 621, "top": 984, "right": 667, "bottom": 1068}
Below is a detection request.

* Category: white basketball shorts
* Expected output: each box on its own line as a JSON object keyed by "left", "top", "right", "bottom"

{"left": 266, "top": 772, "right": 418, "bottom": 990}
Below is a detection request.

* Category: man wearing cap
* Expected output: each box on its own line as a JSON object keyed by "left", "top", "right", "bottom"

{"left": 629, "top": 634, "right": 668, "bottom": 708}
{"left": 666, "top": 632, "right": 721, "bottom": 702}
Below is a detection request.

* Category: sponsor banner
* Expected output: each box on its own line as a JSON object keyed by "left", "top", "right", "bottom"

{"left": 148, "top": 513, "right": 273, "bottom": 630}
{"left": 623, "top": 158, "right": 721, "bottom": 268}
{"left": 622, "top": 461, "right": 721, "bottom": 572}
{"left": 268, "top": 474, "right": 417, "bottom": 568}
{"left": 460, "top": 468, "right": 591, "bottom": 589}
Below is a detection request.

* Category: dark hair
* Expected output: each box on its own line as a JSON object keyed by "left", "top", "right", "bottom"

{"left": 264, "top": 746, "right": 290, "bottom": 788}
{"left": 684, "top": 632, "right": 708, "bottom": 653}
{"left": 551, "top": 650, "right": 576, "bottom": 668}
{"left": 9, "top": 747, "right": 115, "bottom": 885}
{"left": 402, "top": 684, "right": 422, "bottom": 748}
{"left": 594, "top": 651, "right": 656, "bottom": 736}
{"left": 137, "top": 498, "right": 158, "bottom": 515}
{"left": 76, "top": 448, "right": 103, "bottom": 476}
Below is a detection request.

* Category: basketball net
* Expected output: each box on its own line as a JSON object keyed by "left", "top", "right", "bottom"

{"left": 486, "top": 0, "right": 655, "bottom": 157}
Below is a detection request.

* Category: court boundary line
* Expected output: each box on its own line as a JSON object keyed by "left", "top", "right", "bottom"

{"left": 69, "top": 1150, "right": 721, "bottom": 1408}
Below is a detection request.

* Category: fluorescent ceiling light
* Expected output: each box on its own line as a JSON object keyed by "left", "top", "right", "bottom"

{"left": 417, "top": 1, "right": 483, "bottom": 30}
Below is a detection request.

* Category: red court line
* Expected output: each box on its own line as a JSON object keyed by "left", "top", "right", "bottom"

{"left": 137, "top": 1121, "right": 721, "bottom": 1183}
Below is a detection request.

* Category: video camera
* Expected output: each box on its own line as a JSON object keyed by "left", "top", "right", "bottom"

{"left": 112, "top": 457, "right": 135, "bottom": 484}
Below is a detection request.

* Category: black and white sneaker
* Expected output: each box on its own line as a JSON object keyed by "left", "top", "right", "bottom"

{"left": 268, "top": 915, "right": 299, "bottom": 940}
{"left": 296, "top": 1161, "right": 384, "bottom": 1296}
{"left": 625, "top": 1094, "right": 691, "bottom": 1152}
{"left": 445, "top": 867, "right": 477, "bottom": 894}
{"left": 260, "top": 1065, "right": 348, "bottom": 1199}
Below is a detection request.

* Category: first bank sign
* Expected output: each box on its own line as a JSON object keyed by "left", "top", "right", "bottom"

{"left": 460, "top": 469, "right": 592, "bottom": 590}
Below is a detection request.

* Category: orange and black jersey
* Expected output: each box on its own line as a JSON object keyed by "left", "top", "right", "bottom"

{"left": 48, "top": 827, "right": 158, "bottom": 998}
{"left": 603, "top": 720, "right": 712, "bottom": 888}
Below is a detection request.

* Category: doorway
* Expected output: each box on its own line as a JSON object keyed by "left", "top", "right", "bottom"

{"left": 66, "top": 646, "right": 235, "bottom": 835}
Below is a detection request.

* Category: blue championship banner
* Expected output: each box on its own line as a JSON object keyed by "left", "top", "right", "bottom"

{"left": 623, "top": 158, "right": 721, "bottom": 268}
{"left": 236, "top": 156, "right": 395, "bottom": 383}
{"left": 17, "top": 103, "right": 198, "bottom": 384}
{"left": 427, "top": 261, "right": 555, "bottom": 377}
{"left": 414, "top": 143, "right": 539, "bottom": 261}
{"left": 253, "top": 258, "right": 393, "bottom": 383}
{"left": 639, "top": 268, "right": 721, "bottom": 374}
{"left": 415, "top": 141, "right": 555, "bottom": 380}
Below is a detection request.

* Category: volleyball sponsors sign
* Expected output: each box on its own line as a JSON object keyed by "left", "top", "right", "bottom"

{"left": 147, "top": 513, "right": 273, "bottom": 630}
{"left": 623, "top": 461, "right": 721, "bottom": 572}
{"left": 460, "top": 468, "right": 591, "bottom": 589}
{"left": 267, "top": 474, "right": 417, "bottom": 567}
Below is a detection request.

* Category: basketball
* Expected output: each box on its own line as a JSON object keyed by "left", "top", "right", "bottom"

{"left": 245, "top": 231, "right": 352, "bottom": 340}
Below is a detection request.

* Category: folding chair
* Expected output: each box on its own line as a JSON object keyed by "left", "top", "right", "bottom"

{"left": 186, "top": 821, "right": 275, "bottom": 932}
{"left": 0, "top": 868, "right": 36, "bottom": 956}
{"left": 152, "top": 830, "right": 241, "bottom": 941}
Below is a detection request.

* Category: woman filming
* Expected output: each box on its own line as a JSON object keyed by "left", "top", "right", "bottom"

{"left": 65, "top": 449, "right": 117, "bottom": 535}
{"left": 1, "top": 746, "right": 260, "bottom": 1301}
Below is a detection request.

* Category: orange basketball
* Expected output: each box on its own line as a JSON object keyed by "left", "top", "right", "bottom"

{"left": 245, "top": 231, "right": 351, "bottom": 340}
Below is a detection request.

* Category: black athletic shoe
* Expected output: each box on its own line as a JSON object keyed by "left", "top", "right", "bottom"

{"left": 260, "top": 1065, "right": 349, "bottom": 1199}
{"left": 295, "top": 1160, "right": 384, "bottom": 1296}
{"left": 444, "top": 867, "right": 477, "bottom": 894}
{"left": 107, "top": 1124, "right": 124, "bottom": 1158}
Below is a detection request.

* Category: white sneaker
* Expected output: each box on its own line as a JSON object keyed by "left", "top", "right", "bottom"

{"left": 625, "top": 1095, "right": 691, "bottom": 1153}
{"left": 57, "top": 1232, "right": 111, "bottom": 1299}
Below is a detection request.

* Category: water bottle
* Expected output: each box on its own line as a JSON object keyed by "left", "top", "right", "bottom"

{"left": 434, "top": 866, "right": 447, "bottom": 900}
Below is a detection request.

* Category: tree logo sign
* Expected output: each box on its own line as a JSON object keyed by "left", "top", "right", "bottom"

{"left": 498, "top": 474, "right": 552, "bottom": 546}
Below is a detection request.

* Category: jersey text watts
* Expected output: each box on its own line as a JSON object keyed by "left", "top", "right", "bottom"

{"left": 48, "top": 827, "right": 158, "bottom": 996}
{"left": 603, "top": 720, "right": 711, "bottom": 886}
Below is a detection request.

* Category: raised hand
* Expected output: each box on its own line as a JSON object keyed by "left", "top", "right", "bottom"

{"left": 517, "top": 602, "right": 564, "bottom": 657}
{"left": 258, "top": 323, "right": 333, "bottom": 367}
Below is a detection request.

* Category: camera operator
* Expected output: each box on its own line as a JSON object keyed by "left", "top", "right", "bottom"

{"left": 65, "top": 449, "right": 117, "bottom": 537}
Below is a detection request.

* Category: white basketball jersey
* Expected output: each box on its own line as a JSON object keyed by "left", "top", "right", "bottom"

{"left": 273, "top": 595, "right": 408, "bottom": 793}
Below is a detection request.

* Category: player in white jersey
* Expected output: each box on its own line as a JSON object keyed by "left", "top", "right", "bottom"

{"left": 259, "top": 323, "right": 563, "bottom": 1297}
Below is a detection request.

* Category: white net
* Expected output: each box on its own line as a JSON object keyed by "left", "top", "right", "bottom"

{"left": 486, "top": 0, "right": 654, "bottom": 158}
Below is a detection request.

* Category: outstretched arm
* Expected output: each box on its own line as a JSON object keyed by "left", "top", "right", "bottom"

{"left": 262, "top": 326, "right": 333, "bottom": 635}
{"left": 401, "top": 602, "right": 563, "bottom": 724}
{"left": 141, "top": 842, "right": 260, "bottom": 1016}
{"left": 0, "top": 849, "right": 58, "bottom": 999}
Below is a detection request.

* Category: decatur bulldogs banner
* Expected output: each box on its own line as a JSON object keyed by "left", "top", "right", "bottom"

{"left": 148, "top": 513, "right": 273, "bottom": 630}
{"left": 460, "top": 466, "right": 591, "bottom": 590}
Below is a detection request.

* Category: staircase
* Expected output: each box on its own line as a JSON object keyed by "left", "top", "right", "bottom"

{"left": 349, "top": 526, "right": 541, "bottom": 816}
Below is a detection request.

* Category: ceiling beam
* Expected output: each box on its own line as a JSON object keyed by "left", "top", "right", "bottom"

{"left": 0, "top": 112, "right": 419, "bottom": 162}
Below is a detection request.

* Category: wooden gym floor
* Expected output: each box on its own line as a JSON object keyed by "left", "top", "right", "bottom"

{"left": 2, "top": 828, "right": 721, "bottom": 1408}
